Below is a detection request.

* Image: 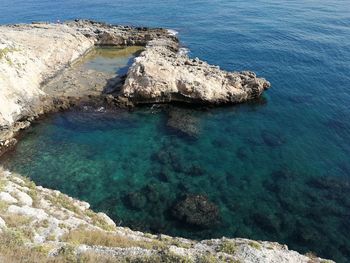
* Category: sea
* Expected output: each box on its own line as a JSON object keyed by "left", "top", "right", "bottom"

{"left": 1, "top": 0, "right": 350, "bottom": 262}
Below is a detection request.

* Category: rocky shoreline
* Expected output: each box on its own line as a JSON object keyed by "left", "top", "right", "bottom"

{"left": 0, "top": 19, "right": 269, "bottom": 156}
{"left": 0, "top": 20, "right": 333, "bottom": 262}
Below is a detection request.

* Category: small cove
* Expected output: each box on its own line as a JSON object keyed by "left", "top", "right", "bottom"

{"left": 1, "top": 1, "right": 350, "bottom": 262}
{"left": 1, "top": 67, "right": 350, "bottom": 262}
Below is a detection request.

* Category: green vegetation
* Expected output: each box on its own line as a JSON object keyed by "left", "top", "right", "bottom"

{"left": 0, "top": 47, "right": 19, "bottom": 65}
{"left": 0, "top": 200, "right": 9, "bottom": 213}
{"left": 217, "top": 240, "right": 236, "bottom": 255}
{"left": 248, "top": 241, "right": 261, "bottom": 250}
{"left": 0, "top": 229, "right": 26, "bottom": 247}
{"left": 21, "top": 176, "right": 40, "bottom": 207}
{"left": 166, "top": 238, "right": 193, "bottom": 249}
{"left": 80, "top": 251, "right": 192, "bottom": 263}
{"left": 198, "top": 254, "right": 218, "bottom": 263}
{"left": 47, "top": 193, "right": 82, "bottom": 214}
{"left": 0, "top": 178, "right": 7, "bottom": 191}
{"left": 0, "top": 48, "right": 13, "bottom": 59}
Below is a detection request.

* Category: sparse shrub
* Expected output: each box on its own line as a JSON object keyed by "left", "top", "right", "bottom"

{"left": 197, "top": 254, "right": 218, "bottom": 263}
{"left": 0, "top": 200, "right": 9, "bottom": 212}
{"left": 217, "top": 240, "right": 236, "bottom": 255}
{"left": 248, "top": 241, "right": 261, "bottom": 250}
{"left": 1, "top": 213, "right": 31, "bottom": 227}
{"left": 0, "top": 229, "right": 25, "bottom": 247}
{"left": 160, "top": 251, "right": 193, "bottom": 263}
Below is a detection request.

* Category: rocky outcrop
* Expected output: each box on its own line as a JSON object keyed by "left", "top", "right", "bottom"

{"left": 0, "top": 168, "right": 334, "bottom": 262}
{"left": 122, "top": 38, "right": 270, "bottom": 104}
{"left": 0, "top": 19, "right": 270, "bottom": 155}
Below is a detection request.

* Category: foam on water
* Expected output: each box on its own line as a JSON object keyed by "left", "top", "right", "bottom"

{"left": 167, "top": 29, "right": 178, "bottom": 36}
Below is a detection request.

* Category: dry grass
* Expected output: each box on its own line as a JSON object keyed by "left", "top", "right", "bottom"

{"left": 1, "top": 213, "right": 32, "bottom": 227}
{"left": 0, "top": 229, "right": 195, "bottom": 263}
{"left": 0, "top": 231, "right": 111, "bottom": 263}
{"left": 0, "top": 200, "right": 9, "bottom": 213}
{"left": 47, "top": 193, "right": 82, "bottom": 215}
{"left": 84, "top": 209, "right": 116, "bottom": 231}
{"left": 62, "top": 228, "right": 166, "bottom": 250}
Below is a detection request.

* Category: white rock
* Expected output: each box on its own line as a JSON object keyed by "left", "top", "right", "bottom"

{"left": 4, "top": 183, "right": 16, "bottom": 193}
{"left": 7, "top": 205, "right": 48, "bottom": 220}
{"left": 97, "top": 212, "right": 116, "bottom": 228}
{"left": 0, "top": 23, "right": 94, "bottom": 127}
{"left": 0, "top": 192, "right": 18, "bottom": 203}
{"left": 11, "top": 176, "right": 25, "bottom": 185}
{"left": 78, "top": 201, "right": 90, "bottom": 211}
{"left": 16, "top": 191, "right": 33, "bottom": 206}
{"left": 122, "top": 39, "right": 270, "bottom": 104}
{"left": 33, "top": 233, "right": 46, "bottom": 244}
{"left": 0, "top": 216, "right": 6, "bottom": 229}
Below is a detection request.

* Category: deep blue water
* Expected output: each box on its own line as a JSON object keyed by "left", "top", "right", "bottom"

{"left": 1, "top": 1, "right": 350, "bottom": 262}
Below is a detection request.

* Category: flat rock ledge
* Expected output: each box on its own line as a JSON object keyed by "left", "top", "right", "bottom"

{"left": 0, "top": 168, "right": 333, "bottom": 262}
{"left": 0, "top": 19, "right": 269, "bottom": 154}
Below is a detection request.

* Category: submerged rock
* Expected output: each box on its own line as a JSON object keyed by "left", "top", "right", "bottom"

{"left": 186, "top": 164, "right": 205, "bottom": 177}
{"left": 251, "top": 212, "right": 281, "bottom": 234}
{"left": 307, "top": 176, "right": 350, "bottom": 192}
{"left": 166, "top": 107, "right": 201, "bottom": 138}
{"left": 0, "top": 160, "right": 335, "bottom": 263}
{"left": 261, "top": 130, "right": 286, "bottom": 147}
{"left": 125, "top": 192, "right": 147, "bottom": 210}
{"left": 172, "top": 194, "right": 220, "bottom": 228}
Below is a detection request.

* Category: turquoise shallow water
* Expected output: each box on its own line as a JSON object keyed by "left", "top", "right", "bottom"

{"left": 1, "top": 0, "right": 350, "bottom": 262}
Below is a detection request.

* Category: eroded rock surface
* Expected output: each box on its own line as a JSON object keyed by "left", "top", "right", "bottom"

{"left": 122, "top": 38, "right": 270, "bottom": 104}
